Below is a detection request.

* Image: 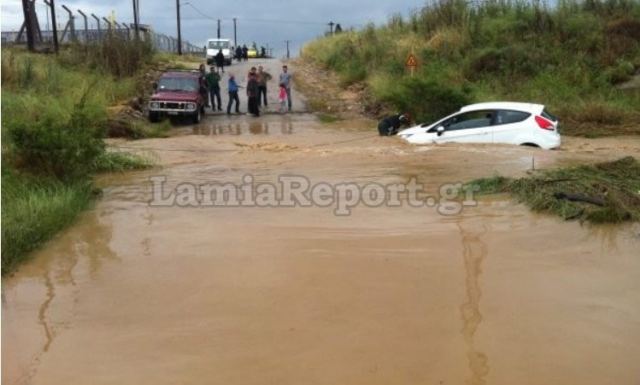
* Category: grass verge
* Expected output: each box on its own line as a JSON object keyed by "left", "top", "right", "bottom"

{"left": 2, "top": 42, "right": 165, "bottom": 274}
{"left": 1, "top": 168, "right": 95, "bottom": 273}
{"left": 467, "top": 157, "right": 640, "bottom": 223}
{"left": 94, "top": 152, "right": 155, "bottom": 173}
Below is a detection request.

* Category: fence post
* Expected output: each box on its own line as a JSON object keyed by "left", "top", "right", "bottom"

{"left": 91, "top": 13, "right": 100, "bottom": 41}
{"left": 102, "top": 17, "right": 112, "bottom": 36}
{"left": 60, "top": 5, "right": 75, "bottom": 42}
{"left": 77, "top": 9, "right": 88, "bottom": 42}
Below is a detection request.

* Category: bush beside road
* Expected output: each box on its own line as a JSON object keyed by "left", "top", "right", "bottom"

{"left": 1, "top": 42, "right": 161, "bottom": 274}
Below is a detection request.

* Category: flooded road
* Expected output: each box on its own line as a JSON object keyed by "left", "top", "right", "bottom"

{"left": 4, "top": 62, "right": 640, "bottom": 384}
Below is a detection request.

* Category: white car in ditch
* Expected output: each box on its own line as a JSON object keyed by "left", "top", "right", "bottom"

{"left": 397, "top": 102, "right": 561, "bottom": 149}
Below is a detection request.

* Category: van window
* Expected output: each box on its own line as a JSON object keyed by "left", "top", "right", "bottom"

{"left": 444, "top": 110, "right": 494, "bottom": 131}
{"left": 208, "top": 41, "right": 229, "bottom": 49}
{"left": 495, "top": 110, "right": 531, "bottom": 125}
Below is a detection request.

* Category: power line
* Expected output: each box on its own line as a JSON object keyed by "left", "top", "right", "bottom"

{"left": 178, "top": 4, "right": 361, "bottom": 27}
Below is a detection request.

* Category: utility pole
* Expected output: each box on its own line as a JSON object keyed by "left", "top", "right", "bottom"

{"left": 233, "top": 17, "right": 237, "bottom": 47}
{"left": 217, "top": 19, "right": 220, "bottom": 39}
{"left": 176, "top": 0, "right": 182, "bottom": 55}
{"left": 50, "top": 0, "right": 59, "bottom": 53}
{"left": 285, "top": 40, "right": 290, "bottom": 59}
{"left": 328, "top": 21, "right": 335, "bottom": 35}
{"left": 21, "top": 0, "right": 35, "bottom": 51}
{"left": 132, "top": 0, "right": 139, "bottom": 40}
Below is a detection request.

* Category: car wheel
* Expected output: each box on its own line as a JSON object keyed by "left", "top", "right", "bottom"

{"left": 149, "top": 111, "right": 160, "bottom": 123}
{"left": 192, "top": 107, "right": 202, "bottom": 124}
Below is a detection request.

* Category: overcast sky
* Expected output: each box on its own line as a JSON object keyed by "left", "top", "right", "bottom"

{"left": 2, "top": 0, "right": 422, "bottom": 56}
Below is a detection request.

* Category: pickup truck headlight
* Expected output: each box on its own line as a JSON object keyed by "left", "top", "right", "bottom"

{"left": 186, "top": 103, "right": 197, "bottom": 110}
{"left": 150, "top": 101, "right": 159, "bottom": 109}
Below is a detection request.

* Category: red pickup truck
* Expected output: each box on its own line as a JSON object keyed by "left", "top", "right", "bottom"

{"left": 148, "top": 70, "right": 207, "bottom": 123}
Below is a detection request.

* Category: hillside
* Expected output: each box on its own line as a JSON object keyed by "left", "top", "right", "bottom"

{"left": 300, "top": 0, "right": 640, "bottom": 136}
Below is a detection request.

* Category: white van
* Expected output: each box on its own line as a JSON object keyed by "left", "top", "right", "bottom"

{"left": 206, "top": 38, "right": 233, "bottom": 65}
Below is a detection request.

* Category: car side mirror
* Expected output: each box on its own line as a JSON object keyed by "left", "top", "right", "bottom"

{"left": 436, "top": 125, "right": 445, "bottom": 136}
{"left": 152, "top": 82, "right": 158, "bottom": 91}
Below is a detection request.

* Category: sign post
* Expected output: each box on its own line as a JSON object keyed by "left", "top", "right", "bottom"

{"left": 405, "top": 53, "right": 418, "bottom": 76}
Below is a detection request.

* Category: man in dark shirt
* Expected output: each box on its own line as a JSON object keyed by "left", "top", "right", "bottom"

{"left": 214, "top": 50, "right": 225, "bottom": 73}
{"left": 206, "top": 66, "right": 222, "bottom": 111}
{"left": 246, "top": 67, "right": 260, "bottom": 117}
{"left": 377, "top": 113, "right": 411, "bottom": 136}
{"left": 242, "top": 45, "right": 249, "bottom": 61}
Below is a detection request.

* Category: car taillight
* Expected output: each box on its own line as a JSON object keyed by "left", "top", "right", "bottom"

{"left": 535, "top": 115, "right": 554, "bottom": 130}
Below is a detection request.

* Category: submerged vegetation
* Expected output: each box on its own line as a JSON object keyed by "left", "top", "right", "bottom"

{"left": 2, "top": 39, "right": 160, "bottom": 274}
{"left": 302, "top": 0, "right": 640, "bottom": 136}
{"left": 467, "top": 157, "right": 640, "bottom": 223}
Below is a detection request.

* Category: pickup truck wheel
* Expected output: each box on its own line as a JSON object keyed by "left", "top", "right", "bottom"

{"left": 192, "top": 107, "right": 202, "bottom": 124}
{"left": 149, "top": 111, "right": 160, "bottom": 123}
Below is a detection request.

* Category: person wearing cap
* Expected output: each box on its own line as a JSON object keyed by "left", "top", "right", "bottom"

{"left": 377, "top": 113, "right": 411, "bottom": 136}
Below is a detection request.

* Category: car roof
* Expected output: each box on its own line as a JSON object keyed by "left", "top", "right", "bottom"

{"left": 161, "top": 71, "right": 200, "bottom": 78}
{"left": 459, "top": 102, "right": 544, "bottom": 113}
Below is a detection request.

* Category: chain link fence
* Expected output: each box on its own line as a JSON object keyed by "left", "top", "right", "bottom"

{"left": 1, "top": 3, "right": 203, "bottom": 56}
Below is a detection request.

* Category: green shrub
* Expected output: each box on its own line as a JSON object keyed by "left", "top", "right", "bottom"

{"left": 378, "top": 76, "right": 471, "bottom": 122}
{"left": 5, "top": 90, "right": 107, "bottom": 181}
{"left": 58, "top": 38, "right": 155, "bottom": 78}
{"left": 604, "top": 59, "right": 636, "bottom": 84}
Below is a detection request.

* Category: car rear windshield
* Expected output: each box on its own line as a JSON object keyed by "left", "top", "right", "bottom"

{"left": 541, "top": 108, "right": 558, "bottom": 122}
{"left": 158, "top": 77, "right": 198, "bottom": 92}
{"left": 208, "top": 41, "right": 229, "bottom": 49}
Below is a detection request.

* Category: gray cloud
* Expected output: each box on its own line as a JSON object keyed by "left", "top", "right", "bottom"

{"left": 2, "top": 0, "right": 422, "bottom": 56}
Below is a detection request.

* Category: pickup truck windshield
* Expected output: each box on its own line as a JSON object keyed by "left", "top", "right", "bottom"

{"left": 158, "top": 77, "right": 199, "bottom": 92}
{"left": 208, "top": 41, "right": 229, "bottom": 49}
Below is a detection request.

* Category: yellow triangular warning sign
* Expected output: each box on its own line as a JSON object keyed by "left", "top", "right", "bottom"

{"left": 405, "top": 53, "right": 418, "bottom": 67}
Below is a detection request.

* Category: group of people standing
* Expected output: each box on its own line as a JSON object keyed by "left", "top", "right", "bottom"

{"left": 235, "top": 45, "right": 249, "bottom": 62}
{"left": 199, "top": 63, "right": 293, "bottom": 116}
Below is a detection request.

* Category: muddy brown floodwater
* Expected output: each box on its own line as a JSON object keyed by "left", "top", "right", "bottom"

{"left": 3, "top": 67, "right": 640, "bottom": 385}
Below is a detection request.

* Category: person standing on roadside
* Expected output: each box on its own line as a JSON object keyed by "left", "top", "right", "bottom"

{"left": 214, "top": 49, "right": 225, "bottom": 73}
{"left": 227, "top": 73, "right": 241, "bottom": 115}
{"left": 256, "top": 65, "right": 272, "bottom": 108}
{"left": 246, "top": 67, "right": 260, "bottom": 117}
{"left": 279, "top": 65, "right": 293, "bottom": 112}
{"left": 206, "top": 66, "right": 222, "bottom": 111}
{"left": 242, "top": 45, "right": 249, "bottom": 61}
{"left": 235, "top": 46, "right": 243, "bottom": 62}
{"left": 278, "top": 83, "right": 288, "bottom": 113}
{"left": 198, "top": 63, "right": 210, "bottom": 108}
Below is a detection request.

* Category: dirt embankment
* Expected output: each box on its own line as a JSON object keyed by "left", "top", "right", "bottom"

{"left": 292, "top": 58, "right": 387, "bottom": 121}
